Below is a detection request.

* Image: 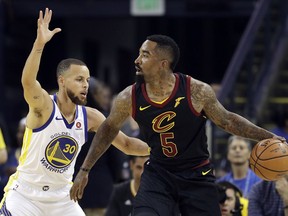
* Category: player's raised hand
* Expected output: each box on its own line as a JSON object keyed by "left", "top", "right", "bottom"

{"left": 36, "top": 8, "right": 61, "bottom": 46}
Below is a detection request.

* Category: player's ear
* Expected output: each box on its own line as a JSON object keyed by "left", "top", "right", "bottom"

{"left": 160, "top": 59, "right": 169, "bottom": 70}
{"left": 58, "top": 75, "right": 65, "bottom": 86}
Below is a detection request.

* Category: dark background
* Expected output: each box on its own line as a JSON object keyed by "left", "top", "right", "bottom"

{"left": 0, "top": 0, "right": 252, "bottom": 145}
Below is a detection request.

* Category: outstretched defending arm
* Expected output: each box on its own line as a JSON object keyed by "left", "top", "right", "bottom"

{"left": 86, "top": 106, "right": 149, "bottom": 156}
{"left": 22, "top": 8, "right": 61, "bottom": 107}
{"left": 21, "top": 8, "right": 61, "bottom": 128}
{"left": 70, "top": 86, "right": 138, "bottom": 201}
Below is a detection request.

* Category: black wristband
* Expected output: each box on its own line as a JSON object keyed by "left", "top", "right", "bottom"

{"left": 284, "top": 205, "right": 288, "bottom": 209}
{"left": 80, "top": 167, "right": 90, "bottom": 172}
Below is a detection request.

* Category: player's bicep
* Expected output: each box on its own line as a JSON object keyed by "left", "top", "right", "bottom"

{"left": 23, "top": 80, "right": 47, "bottom": 109}
{"left": 108, "top": 93, "right": 131, "bottom": 129}
{"left": 86, "top": 107, "right": 106, "bottom": 132}
{"left": 202, "top": 86, "right": 230, "bottom": 129}
{"left": 106, "top": 86, "right": 132, "bottom": 129}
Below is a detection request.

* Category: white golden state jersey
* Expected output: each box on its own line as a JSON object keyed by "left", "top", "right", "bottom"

{"left": 5, "top": 95, "right": 88, "bottom": 196}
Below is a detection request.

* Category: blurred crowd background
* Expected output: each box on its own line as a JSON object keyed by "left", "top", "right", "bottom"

{"left": 0, "top": 0, "right": 252, "bottom": 135}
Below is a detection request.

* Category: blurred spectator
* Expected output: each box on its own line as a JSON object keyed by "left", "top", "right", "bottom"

{"left": 0, "top": 115, "right": 9, "bottom": 165}
{"left": 121, "top": 116, "right": 140, "bottom": 139}
{"left": 0, "top": 127, "right": 7, "bottom": 165}
{"left": 271, "top": 108, "right": 288, "bottom": 140}
{"left": 119, "top": 116, "right": 140, "bottom": 181}
{"left": 4, "top": 117, "right": 26, "bottom": 177}
{"left": 217, "top": 181, "right": 248, "bottom": 216}
{"left": 0, "top": 122, "right": 8, "bottom": 198}
{"left": 217, "top": 136, "right": 261, "bottom": 198}
{"left": 0, "top": 116, "right": 25, "bottom": 198}
{"left": 74, "top": 77, "right": 127, "bottom": 216}
{"left": 248, "top": 175, "right": 288, "bottom": 216}
{"left": 105, "top": 155, "right": 149, "bottom": 216}
{"left": 88, "top": 77, "right": 112, "bottom": 117}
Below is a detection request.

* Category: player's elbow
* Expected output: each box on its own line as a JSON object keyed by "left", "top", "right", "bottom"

{"left": 112, "top": 138, "right": 132, "bottom": 155}
{"left": 118, "top": 139, "right": 145, "bottom": 156}
{"left": 121, "top": 141, "right": 134, "bottom": 155}
{"left": 21, "top": 76, "right": 34, "bottom": 88}
{"left": 125, "top": 139, "right": 150, "bottom": 156}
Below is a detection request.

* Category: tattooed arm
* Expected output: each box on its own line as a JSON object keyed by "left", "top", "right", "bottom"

{"left": 190, "top": 77, "right": 278, "bottom": 142}
{"left": 70, "top": 86, "right": 149, "bottom": 201}
{"left": 86, "top": 106, "right": 148, "bottom": 156}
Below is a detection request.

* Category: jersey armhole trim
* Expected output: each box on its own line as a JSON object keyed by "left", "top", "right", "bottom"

{"left": 33, "top": 98, "right": 56, "bottom": 132}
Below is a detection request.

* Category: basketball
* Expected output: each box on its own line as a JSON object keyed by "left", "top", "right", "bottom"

{"left": 249, "top": 138, "right": 288, "bottom": 181}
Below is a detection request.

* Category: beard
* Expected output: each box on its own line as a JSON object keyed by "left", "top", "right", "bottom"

{"left": 67, "top": 88, "right": 87, "bottom": 105}
{"left": 135, "top": 74, "right": 145, "bottom": 84}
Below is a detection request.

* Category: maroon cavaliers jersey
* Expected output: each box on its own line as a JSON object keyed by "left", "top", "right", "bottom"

{"left": 132, "top": 73, "right": 210, "bottom": 172}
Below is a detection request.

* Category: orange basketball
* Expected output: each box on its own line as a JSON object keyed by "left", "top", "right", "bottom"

{"left": 249, "top": 138, "right": 288, "bottom": 181}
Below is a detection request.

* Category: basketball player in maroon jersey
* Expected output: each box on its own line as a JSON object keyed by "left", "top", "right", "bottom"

{"left": 71, "top": 35, "right": 285, "bottom": 215}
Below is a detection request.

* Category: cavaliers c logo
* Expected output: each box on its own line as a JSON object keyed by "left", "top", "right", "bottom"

{"left": 152, "top": 111, "right": 178, "bottom": 157}
{"left": 152, "top": 111, "right": 176, "bottom": 133}
{"left": 45, "top": 136, "right": 78, "bottom": 168}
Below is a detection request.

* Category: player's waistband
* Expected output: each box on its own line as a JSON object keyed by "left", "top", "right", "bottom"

{"left": 191, "top": 159, "right": 210, "bottom": 169}
{"left": 149, "top": 156, "right": 210, "bottom": 172}
{"left": 15, "top": 177, "right": 71, "bottom": 193}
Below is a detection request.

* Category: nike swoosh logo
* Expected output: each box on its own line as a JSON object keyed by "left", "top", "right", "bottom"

{"left": 139, "top": 105, "right": 151, "bottom": 111}
{"left": 202, "top": 169, "right": 211, "bottom": 176}
{"left": 55, "top": 116, "right": 63, "bottom": 120}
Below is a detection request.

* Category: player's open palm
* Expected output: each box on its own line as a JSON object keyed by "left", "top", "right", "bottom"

{"left": 36, "top": 8, "right": 61, "bottom": 46}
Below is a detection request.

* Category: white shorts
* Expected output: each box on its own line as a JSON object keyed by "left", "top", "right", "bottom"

{"left": 0, "top": 179, "right": 85, "bottom": 216}
{"left": 1, "top": 190, "right": 85, "bottom": 216}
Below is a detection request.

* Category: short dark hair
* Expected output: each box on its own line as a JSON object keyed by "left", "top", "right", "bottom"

{"left": 56, "top": 58, "right": 87, "bottom": 78}
{"left": 146, "top": 34, "right": 180, "bottom": 70}
{"left": 217, "top": 181, "right": 243, "bottom": 216}
{"left": 217, "top": 181, "right": 243, "bottom": 198}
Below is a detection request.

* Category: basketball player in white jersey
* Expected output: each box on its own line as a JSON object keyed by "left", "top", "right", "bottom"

{"left": 0, "top": 8, "right": 149, "bottom": 216}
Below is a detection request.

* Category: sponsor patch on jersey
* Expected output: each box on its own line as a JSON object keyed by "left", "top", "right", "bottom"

{"left": 76, "top": 121, "right": 82, "bottom": 129}
{"left": 42, "top": 185, "right": 49, "bottom": 191}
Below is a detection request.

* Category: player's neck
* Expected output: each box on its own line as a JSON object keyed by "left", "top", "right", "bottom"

{"left": 147, "top": 72, "right": 174, "bottom": 87}
{"left": 56, "top": 92, "right": 76, "bottom": 121}
{"left": 146, "top": 73, "right": 175, "bottom": 101}
{"left": 231, "top": 162, "right": 249, "bottom": 179}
